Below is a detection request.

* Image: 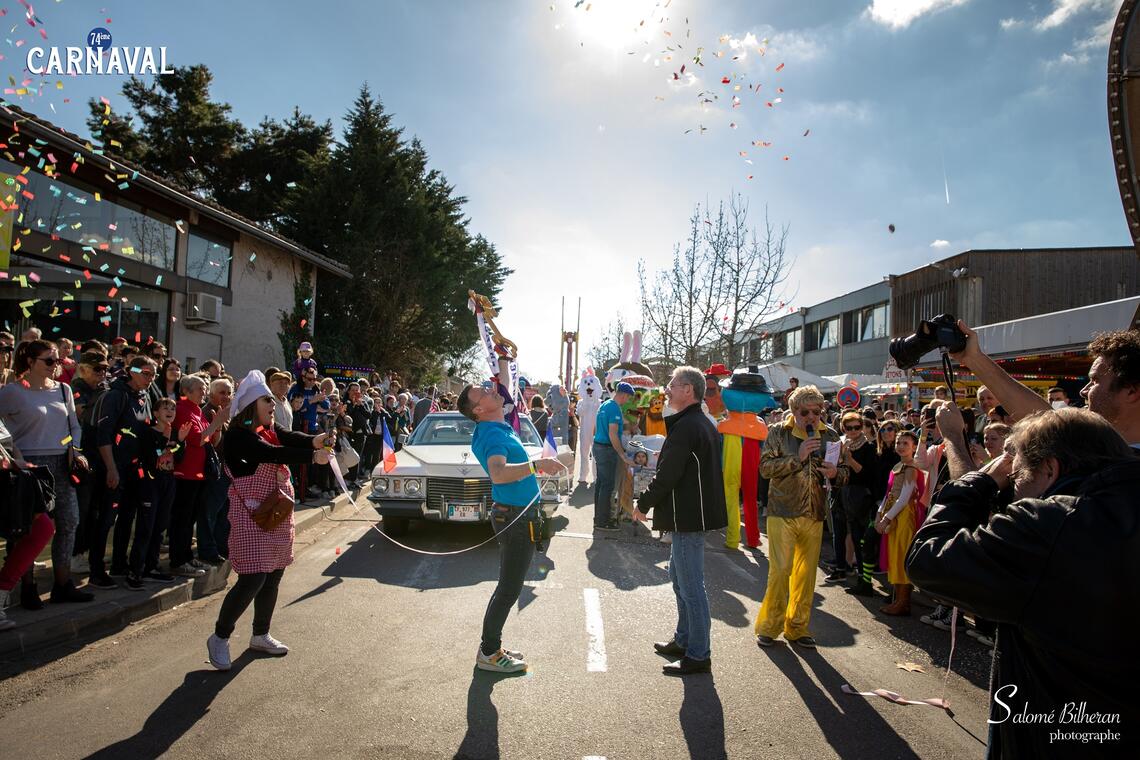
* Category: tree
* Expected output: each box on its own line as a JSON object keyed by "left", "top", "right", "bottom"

{"left": 86, "top": 65, "right": 245, "bottom": 196}
{"left": 277, "top": 264, "right": 314, "bottom": 368}
{"left": 280, "top": 85, "right": 511, "bottom": 381}
{"left": 586, "top": 314, "right": 629, "bottom": 374}
{"left": 638, "top": 195, "right": 793, "bottom": 371}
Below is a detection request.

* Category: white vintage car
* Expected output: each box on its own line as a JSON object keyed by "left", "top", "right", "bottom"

{"left": 368, "top": 412, "right": 573, "bottom": 536}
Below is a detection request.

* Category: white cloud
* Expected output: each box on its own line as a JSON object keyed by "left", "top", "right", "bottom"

{"left": 999, "top": 17, "right": 1024, "bottom": 30}
{"left": 865, "top": 0, "right": 972, "bottom": 30}
{"left": 1035, "top": 0, "right": 1119, "bottom": 31}
{"left": 1045, "top": 51, "right": 1091, "bottom": 68}
{"left": 930, "top": 239, "right": 951, "bottom": 248}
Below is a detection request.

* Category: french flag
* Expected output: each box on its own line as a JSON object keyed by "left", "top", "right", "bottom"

{"left": 381, "top": 423, "right": 398, "bottom": 473}
{"left": 542, "top": 423, "right": 558, "bottom": 458}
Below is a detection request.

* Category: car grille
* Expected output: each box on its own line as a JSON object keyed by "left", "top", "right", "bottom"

{"left": 425, "top": 477, "right": 493, "bottom": 512}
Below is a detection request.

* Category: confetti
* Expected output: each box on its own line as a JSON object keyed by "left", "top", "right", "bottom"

{"left": 896, "top": 662, "right": 926, "bottom": 673}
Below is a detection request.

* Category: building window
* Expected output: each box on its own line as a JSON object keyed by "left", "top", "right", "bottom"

{"left": 807, "top": 318, "right": 837, "bottom": 351}
{"left": 858, "top": 302, "right": 890, "bottom": 341}
{"left": 186, "top": 231, "right": 232, "bottom": 287}
{"left": 842, "top": 310, "right": 860, "bottom": 344}
{"left": 0, "top": 253, "right": 169, "bottom": 344}
{"left": 786, "top": 327, "right": 802, "bottom": 356}
{"left": 1, "top": 159, "right": 176, "bottom": 270}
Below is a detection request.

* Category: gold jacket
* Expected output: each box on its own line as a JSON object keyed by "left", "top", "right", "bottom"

{"left": 760, "top": 417, "right": 849, "bottom": 521}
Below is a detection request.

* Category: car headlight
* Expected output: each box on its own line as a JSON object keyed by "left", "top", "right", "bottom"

{"left": 404, "top": 478, "right": 423, "bottom": 495}
{"left": 372, "top": 477, "right": 389, "bottom": 494}
{"left": 540, "top": 479, "right": 559, "bottom": 497}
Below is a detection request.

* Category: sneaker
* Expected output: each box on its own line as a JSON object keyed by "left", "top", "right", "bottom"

{"left": 199, "top": 556, "right": 226, "bottom": 567}
{"left": 503, "top": 647, "right": 524, "bottom": 660}
{"left": 920, "top": 604, "right": 949, "bottom": 628}
{"left": 756, "top": 635, "right": 777, "bottom": 648}
{"left": 88, "top": 573, "right": 118, "bottom": 589}
{"left": 595, "top": 520, "right": 620, "bottom": 533}
{"left": 249, "top": 633, "right": 289, "bottom": 656}
{"left": 476, "top": 647, "right": 527, "bottom": 673}
{"left": 659, "top": 532, "right": 672, "bottom": 544}
{"left": 932, "top": 608, "right": 961, "bottom": 632}
{"left": 825, "top": 569, "right": 849, "bottom": 582}
{"left": 207, "top": 634, "right": 232, "bottom": 671}
{"left": 190, "top": 559, "right": 210, "bottom": 570}
{"left": 847, "top": 578, "right": 876, "bottom": 597}
{"left": 307, "top": 485, "right": 323, "bottom": 498}
{"left": 174, "top": 563, "right": 206, "bottom": 578}
{"left": 125, "top": 573, "right": 145, "bottom": 590}
{"left": 71, "top": 556, "right": 90, "bottom": 574}
{"left": 966, "top": 629, "right": 995, "bottom": 647}
{"left": 145, "top": 570, "right": 177, "bottom": 582}
{"left": 788, "top": 635, "right": 817, "bottom": 649}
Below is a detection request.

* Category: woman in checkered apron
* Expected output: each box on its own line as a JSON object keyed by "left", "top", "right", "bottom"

{"left": 206, "top": 370, "right": 332, "bottom": 671}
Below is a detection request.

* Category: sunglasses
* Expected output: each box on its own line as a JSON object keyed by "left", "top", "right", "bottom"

{"left": 881, "top": 426, "right": 898, "bottom": 433}
{"left": 0, "top": 345, "right": 13, "bottom": 353}
{"left": 91, "top": 365, "right": 109, "bottom": 373}
{"left": 35, "top": 356, "right": 59, "bottom": 366}
{"left": 844, "top": 424, "right": 863, "bottom": 431}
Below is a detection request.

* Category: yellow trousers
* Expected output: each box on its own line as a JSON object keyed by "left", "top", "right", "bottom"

{"left": 723, "top": 435, "right": 742, "bottom": 548}
{"left": 754, "top": 515, "right": 823, "bottom": 640}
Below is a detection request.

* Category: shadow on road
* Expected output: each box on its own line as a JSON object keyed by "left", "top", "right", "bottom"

{"left": 766, "top": 646, "right": 922, "bottom": 759}
{"left": 679, "top": 674, "right": 727, "bottom": 760}
{"left": 568, "top": 482, "right": 593, "bottom": 509}
{"left": 453, "top": 667, "right": 525, "bottom": 760}
{"left": 81, "top": 652, "right": 259, "bottom": 759}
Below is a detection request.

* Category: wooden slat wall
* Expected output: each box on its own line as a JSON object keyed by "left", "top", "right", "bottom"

{"left": 891, "top": 248, "right": 1140, "bottom": 336}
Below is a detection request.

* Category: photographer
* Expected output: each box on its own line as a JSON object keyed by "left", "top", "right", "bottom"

{"left": 907, "top": 405, "right": 1139, "bottom": 759}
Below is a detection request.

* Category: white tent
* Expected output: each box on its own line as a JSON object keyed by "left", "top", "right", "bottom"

{"left": 744, "top": 362, "right": 841, "bottom": 393}
{"left": 824, "top": 373, "right": 891, "bottom": 389}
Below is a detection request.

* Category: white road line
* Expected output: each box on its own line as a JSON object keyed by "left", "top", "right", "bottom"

{"left": 582, "top": 588, "right": 608, "bottom": 672}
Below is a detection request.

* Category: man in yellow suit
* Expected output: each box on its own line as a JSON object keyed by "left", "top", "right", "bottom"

{"left": 754, "top": 385, "right": 847, "bottom": 649}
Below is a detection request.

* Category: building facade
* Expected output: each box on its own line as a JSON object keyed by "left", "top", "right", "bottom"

{"left": 0, "top": 105, "right": 349, "bottom": 376}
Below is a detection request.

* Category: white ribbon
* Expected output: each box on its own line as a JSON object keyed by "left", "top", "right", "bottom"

{"left": 327, "top": 453, "right": 356, "bottom": 506}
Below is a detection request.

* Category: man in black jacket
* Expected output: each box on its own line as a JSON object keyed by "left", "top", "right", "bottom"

{"left": 907, "top": 406, "right": 1138, "bottom": 759}
{"left": 634, "top": 366, "right": 727, "bottom": 676}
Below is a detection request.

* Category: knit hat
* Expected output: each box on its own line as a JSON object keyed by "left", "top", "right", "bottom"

{"left": 233, "top": 369, "right": 273, "bottom": 417}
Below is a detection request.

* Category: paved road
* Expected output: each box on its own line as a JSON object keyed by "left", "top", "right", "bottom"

{"left": 0, "top": 487, "right": 995, "bottom": 759}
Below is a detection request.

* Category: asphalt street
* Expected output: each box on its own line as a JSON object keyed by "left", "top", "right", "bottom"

{"left": 0, "top": 487, "right": 995, "bottom": 759}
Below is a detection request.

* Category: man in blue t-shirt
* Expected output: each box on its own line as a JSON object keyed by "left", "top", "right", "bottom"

{"left": 459, "top": 379, "right": 561, "bottom": 674}
{"left": 593, "top": 382, "right": 635, "bottom": 531}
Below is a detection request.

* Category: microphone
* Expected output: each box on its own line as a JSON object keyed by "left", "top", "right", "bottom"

{"left": 805, "top": 423, "right": 821, "bottom": 460}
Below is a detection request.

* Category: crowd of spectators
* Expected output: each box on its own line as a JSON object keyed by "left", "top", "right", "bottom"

{"left": 0, "top": 331, "right": 454, "bottom": 628}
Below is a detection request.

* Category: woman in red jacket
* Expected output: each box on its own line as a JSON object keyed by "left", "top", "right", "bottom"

{"left": 170, "top": 375, "right": 227, "bottom": 576}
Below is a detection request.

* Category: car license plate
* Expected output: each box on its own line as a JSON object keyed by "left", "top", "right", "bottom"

{"left": 446, "top": 501, "right": 481, "bottom": 521}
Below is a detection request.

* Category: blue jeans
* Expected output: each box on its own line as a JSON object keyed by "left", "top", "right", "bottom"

{"left": 591, "top": 442, "right": 617, "bottom": 527}
{"left": 669, "top": 531, "right": 712, "bottom": 661}
{"left": 197, "top": 474, "right": 231, "bottom": 561}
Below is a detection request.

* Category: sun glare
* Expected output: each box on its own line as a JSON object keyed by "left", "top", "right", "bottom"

{"left": 566, "top": 0, "right": 665, "bottom": 52}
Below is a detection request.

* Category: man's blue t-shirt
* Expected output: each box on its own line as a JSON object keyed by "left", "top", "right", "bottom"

{"left": 471, "top": 420, "right": 540, "bottom": 507}
{"left": 594, "top": 399, "right": 624, "bottom": 444}
{"left": 287, "top": 383, "right": 328, "bottom": 433}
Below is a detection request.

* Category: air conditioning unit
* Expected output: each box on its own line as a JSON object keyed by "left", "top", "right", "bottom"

{"left": 186, "top": 292, "right": 223, "bottom": 324}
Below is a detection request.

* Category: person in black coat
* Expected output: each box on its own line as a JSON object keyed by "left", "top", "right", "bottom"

{"left": 908, "top": 405, "right": 1139, "bottom": 760}
{"left": 633, "top": 366, "right": 726, "bottom": 676}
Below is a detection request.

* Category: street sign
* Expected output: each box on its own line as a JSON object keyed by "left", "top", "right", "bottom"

{"left": 883, "top": 356, "right": 906, "bottom": 382}
{"left": 837, "top": 385, "right": 861, "bottom": 408}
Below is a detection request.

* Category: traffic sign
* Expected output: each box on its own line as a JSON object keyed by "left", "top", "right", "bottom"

{"left": 837, "top": 385, "right": 861, "bottom": 408}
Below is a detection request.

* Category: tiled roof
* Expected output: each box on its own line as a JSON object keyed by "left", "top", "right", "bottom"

{"left": 0, "top": 102, "right": 351, "bottom": 278}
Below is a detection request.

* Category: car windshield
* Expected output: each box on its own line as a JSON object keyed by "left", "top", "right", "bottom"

{"left": 407, "top": 415, "right": 544, "bottom": 447}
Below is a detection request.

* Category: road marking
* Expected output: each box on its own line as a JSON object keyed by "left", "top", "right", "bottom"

{"left": 582, "top": 588, "right": 607, "bottom": 672}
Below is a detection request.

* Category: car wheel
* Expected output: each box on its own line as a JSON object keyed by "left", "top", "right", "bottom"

{"left": 382, "top": 516, "right": 410, "bottom": 537}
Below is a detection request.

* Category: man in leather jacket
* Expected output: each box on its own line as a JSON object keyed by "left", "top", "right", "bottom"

{"left": 908, "top": 405, "right": 1138, "bottom": 759}
{"left": 634, "top": 366, "right": 727, "bottom": 676}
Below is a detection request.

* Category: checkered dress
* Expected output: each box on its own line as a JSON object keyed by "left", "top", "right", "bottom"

{"left": 225, "top": 458, "right": 296, "bottom": 575}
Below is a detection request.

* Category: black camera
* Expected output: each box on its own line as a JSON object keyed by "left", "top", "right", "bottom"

{"left": 889, "top": 314, "right": 968, "bottom": 370}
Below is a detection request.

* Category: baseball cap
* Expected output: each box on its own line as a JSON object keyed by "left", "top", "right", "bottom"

{"left": 111, "top": 336, "right": 127, "bottom": 346}
{"left": 616, "top": 382, "right": 635, "bottom": 395}
{"left": 298, "top": 341, "right": 313, "bottom": 352}
{"left": 79, "top": 350, "right": 110, "bottom": 370}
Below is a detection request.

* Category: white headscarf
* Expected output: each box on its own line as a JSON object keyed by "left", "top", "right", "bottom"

{"left": 233, "top": 369, "right": 272, "bottom": 417}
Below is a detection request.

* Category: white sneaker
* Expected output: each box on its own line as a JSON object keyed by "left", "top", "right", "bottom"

{"left": 0, "top": 590, "right": 14, "bottom": 632}
{"left": 174, "top": 563, "right": 206, "bottom": 578}
{"left": 476, "top": 647, "right": 527, "bottom": 673}
{"left": 249, "top": 633, "right": 289, "bottom": 655}
{"left": 71, "top": 556, "right": 90, "bottom": 574}
{"left": 207, "top": 634, "right": 231, "bottom": 670}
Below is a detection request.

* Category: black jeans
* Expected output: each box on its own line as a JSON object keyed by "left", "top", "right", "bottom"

{"left": 214, "top": 569, "right": 285, "bottom": 639}
{"left": 828, "top": 490, "right": 849, "bottom": 570}
{"left": 92, "top": 465, "right": 140, "bottom": 574}
{"left": 841, "top": 485, "right": 875, "bottom": 575}
{"left": 480, "top": 504, "right": 536, "bottom": 656}
{"left": 136, "top": 473, "right": 176, "bottom": 575}
{"left": 170, "top": 479, "right": 206, "bottom": 567}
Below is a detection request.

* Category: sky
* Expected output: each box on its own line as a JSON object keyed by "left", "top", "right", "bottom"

{"left": 1, "top": 0, "right": 1131, "bottom": 382}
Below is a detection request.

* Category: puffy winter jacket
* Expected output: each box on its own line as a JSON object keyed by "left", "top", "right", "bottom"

{"left": 907, "top": 464, "right": 1140, "bottom": 760}
{"left": 637, "top": 402, "right": 727, "bottom": 532}
{"left": 761, "top": 416, "right": 848, "bottom": 521}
